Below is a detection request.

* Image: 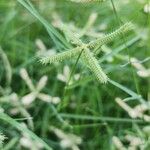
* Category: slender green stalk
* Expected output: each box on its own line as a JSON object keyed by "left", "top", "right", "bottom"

{"left": 88, "top": 22, "right": 134, "bottom": 50}
{"left": 0, "top": 47, "right": 12, "bottom": 86}
{"left": 17, "top": 0, "right": 70, "bottom": 49}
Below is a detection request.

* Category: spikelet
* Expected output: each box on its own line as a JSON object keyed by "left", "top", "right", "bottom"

{"left": 0, "top": 132, "right": 6, "bottom": 146}
{"left": 40, "top": 47, "right": 82, "bottom": 64}
{"left": 83, "top": 48, "right": 108, "bottom": 83}
{"left": 89, "top": 22, "right": 134, "bottom": 48}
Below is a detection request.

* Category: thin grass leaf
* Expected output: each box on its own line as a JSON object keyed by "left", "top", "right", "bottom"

{"left": 60, "top": 23, "right": 83, "bottom": 46}
{"left": 17, "top": 0, "right": 70, "bottom": 49}
{"left": 108, "top": 79, "right": 145, "bottom": 102}
{"left": 66, "top": 76, "right": 146, "bottom": 102}
{"left": 0, "top": 113, "right": 53, "bottom": 150}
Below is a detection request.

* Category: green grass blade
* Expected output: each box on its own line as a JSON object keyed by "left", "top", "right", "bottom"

{"left": 60, "top": 113, "right": 144, "bottom": 123}
{"left": 0, "top": 113, "right": 53, "bottom": 150}
{"left": 17, "top": 0, "right": 70, "bottom": 49}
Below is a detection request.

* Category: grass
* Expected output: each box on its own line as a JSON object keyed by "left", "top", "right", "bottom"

{"left": 0, "top": 0, "right": 150, "bottom": 149}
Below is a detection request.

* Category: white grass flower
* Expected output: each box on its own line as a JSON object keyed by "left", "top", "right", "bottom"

{"left": 20, "top": 68, "right": 60, "bottom": 106}
{"left": 51, "top": 127, "right": 82, "bottom": 150}
{"left": 36, "top": 76, "right": 48, "bottom": 91}
{"left": 113, "top": 134, "right": 144, "bottom": 150}
{"left": 21, "top": 93, "right": 37, "bottom": 106}
{"left": 112, "top": 136, "right": 126, "bottom": 150}
{"left": 131, "top": 57, "right": 150, "bottom": 78}
{"left": 115, "top": 97, "right": 137, "bottom": 118}
{"left": 134, "top": 103, "right": 150, "bottom": 114}
{"left": 0, "top": 132, "right": 7, "bottom": 145}
{"left": 144, "top": 3, "right": 150, "bottom": 14}
{"left": 125, "top": 135, "right": 143, "bottom": 147}
{"left": 38, "top": 93, "right": 60, "bottom": 104}
{"left": 20, "top": 68, "right": 35, "bottom": 91}
{"left": 36, "top": 38, "right": 56, "bottom": 57}
{"left": 57, "top": 65, "right": 80, "bottom": 84}
{"left": 35, "top": 39, "right": 47, "bottom": 51}
{"left": 20, "top": 134, "right": 43, "bottom": 150}
{"left": 115, "top": 97, "right": 150, "bottom": 122}
{"left": 0, "top": 107, "right": 4, "bottom": 113}
{"left": 143, "top": 126, "right": 150, "bottom": 136}
{"left": 0, "top": 92, "right": 18, "bottom": 103}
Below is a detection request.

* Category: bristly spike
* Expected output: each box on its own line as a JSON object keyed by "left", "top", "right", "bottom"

{"left": 40, "top": 47, "right": 82, "bottom": 64}
{"left": 88, "top": 22, "right": 134, "bottom": 49}
{"left": 83, "top": 48, "right": 108, "bottom": 83}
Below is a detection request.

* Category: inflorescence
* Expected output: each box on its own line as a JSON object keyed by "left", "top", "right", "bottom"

{"left": 40, "top": 22, "right": 133, "bottom": 84}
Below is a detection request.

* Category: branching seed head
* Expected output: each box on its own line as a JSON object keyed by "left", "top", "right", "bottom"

{"left": 40, "top": 21, "right": 133, "bottom": 84}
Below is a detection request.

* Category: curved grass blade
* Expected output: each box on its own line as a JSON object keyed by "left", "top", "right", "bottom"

{"left": 0, "top": 113, "right": 53, "bottom": 150}
{"left": 17, "top": 0, "right": 71, "bottom": 49}
{"left": 60, "top": 113, "right": 144, "bottom": 123}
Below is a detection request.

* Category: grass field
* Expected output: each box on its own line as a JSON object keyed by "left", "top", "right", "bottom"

{"left": 0, "top": 0, "right": 150, "bottom": 149}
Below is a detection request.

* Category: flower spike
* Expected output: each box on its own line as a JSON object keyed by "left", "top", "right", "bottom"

{"left": 40, "top": 20, "right": 134, "bottom": 84}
